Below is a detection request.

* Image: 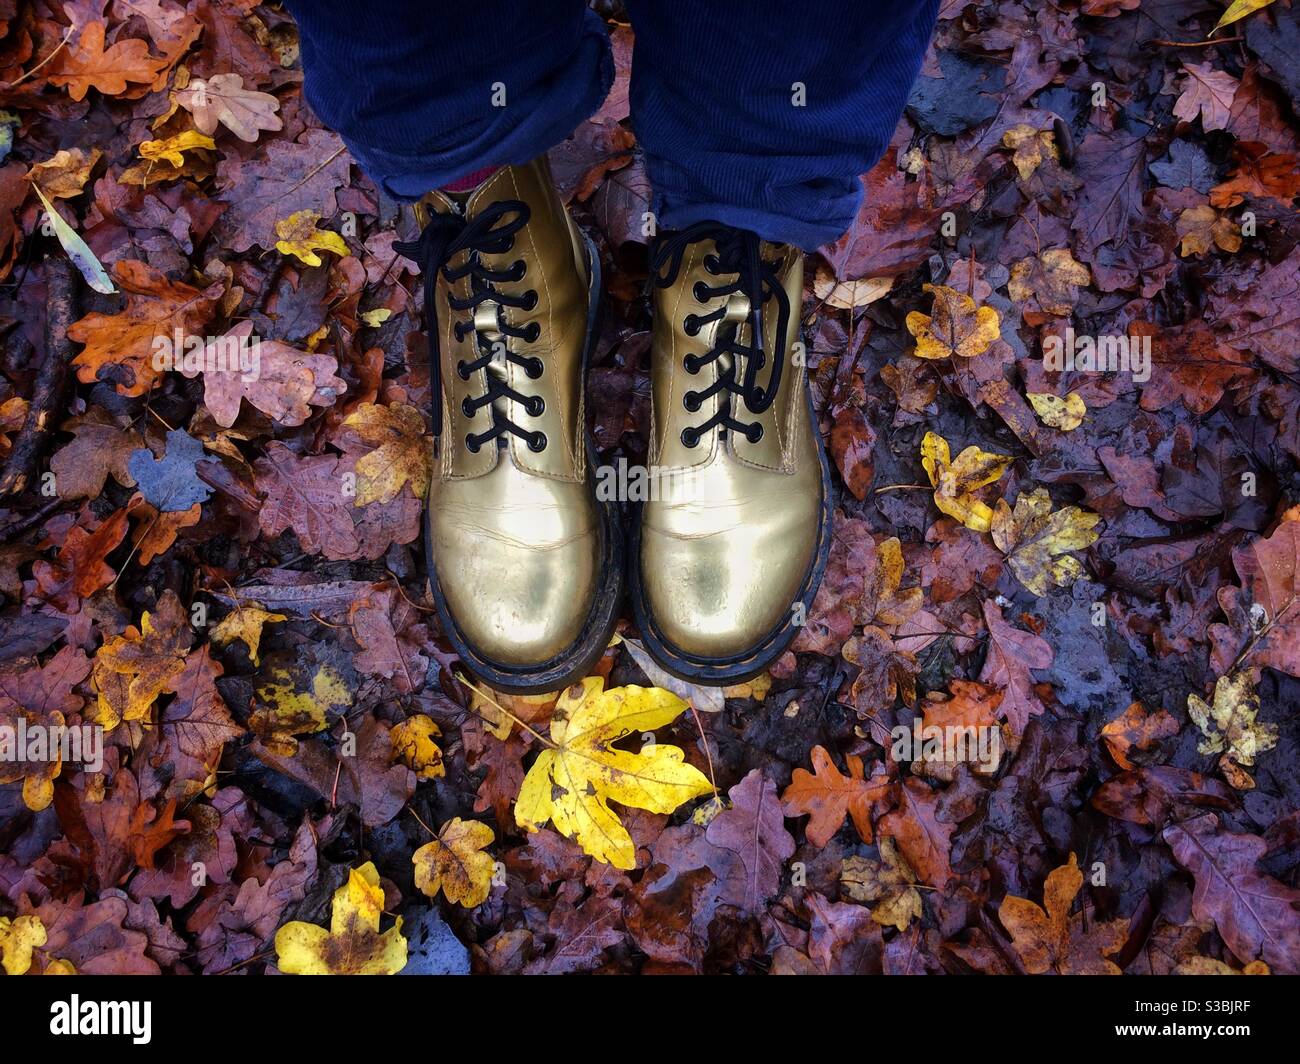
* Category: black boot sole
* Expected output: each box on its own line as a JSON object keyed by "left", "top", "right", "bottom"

{"left": 425, "top": 230, "right": 623, "bottom": 695}
{"left": 627, "top": 385, "right": 835, "bottom": 687}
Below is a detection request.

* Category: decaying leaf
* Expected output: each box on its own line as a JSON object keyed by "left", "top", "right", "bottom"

{"left": 390, "top": 714, "right": 445, "bottom": 780}
{"left": 413, "top": 818, "right": 496, "bottom": 907}
{"left": 781, "top": 744, "right": 890, "bottom": 848}
{"left": 905, "top": 283, "right": 1001, "bottom": 360}
{"left": 1187, "top": 669, "right": 1277, "bottom": 784}
{"left": 1026, "top": 391, "right": 1086, "bottom": 431}
{"left": 274, "top": 209, "right": 350, "bottom": 267}
{"left": 920, "top": 431, "right": 1013, "bottom": 532}
{"left": 176, "top": 73, "right": 283, "bottom": 142}
{"left": 991, "top": 488, "right": 1101, "bottom": 596}
{"left": 274, "top": 862, "right": 407, "bottom": 975}
{"left": 840, "top": 837, "right": 923, "bottom": 932}
{"left": 998, "top": 854, "right": 1128, "bottom": 974}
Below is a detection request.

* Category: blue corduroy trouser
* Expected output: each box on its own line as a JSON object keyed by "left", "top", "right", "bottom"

{"left": 283, "top": 1, "right": 939, "bottom": 250}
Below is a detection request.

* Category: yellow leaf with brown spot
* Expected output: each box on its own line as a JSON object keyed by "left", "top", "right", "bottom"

{"left": 91, "top": 590, "right": 192, "bottom": 729}
{"left": 210, "top": 603, "right": 286, "bottom": 666}
{"left": 1008, "top": 248, "right": 1091, "bottom": 319}
{"left": 342, "top": 402, "right": 431, "bottom": 506}
{"left": 249, "top": 663, "right": 350, "bottom": 756}
{"left": 274, "top": 862, "right": 406, "bottom": 975}
{"left": 1026, "top": 391, "right": 1086, "bottom": 431}
{"left": 390, "top": 713, "right": 445, "bottom": 779}
{"left": 515, "top": 677, "right": 714, "bottom": 869}
{"left": 1188, "top": 669, "right": 1278, "bottom": 784}
{"left": 990, "top": 488, "right": 1101, "bottom": 596}
{"left": 413, "top": 817, "right": 496, "bottom": 907}
{"left": 0, "top": 914, "right": 46, "bottom": 975}
{"left": 905, "top": 284, "right": 1001, "bottom": 360}
{"left": 274, "top": 209, "right": 350, "bottom": 267}
{"left": 920, "top": 431, "right": 1012, "bottom": 532}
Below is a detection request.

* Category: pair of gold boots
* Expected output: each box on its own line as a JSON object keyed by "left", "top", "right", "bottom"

{"left": 399, "top": 158, "right": 832, "bottom": 692}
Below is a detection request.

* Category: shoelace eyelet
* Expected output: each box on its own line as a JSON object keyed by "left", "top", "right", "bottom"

{"left": 527, "top": 431, "right": 547, "bottom": 453}
{"left": 524, "top": 322, "right": 541, "bottom": 342}
{"left": 680, "top": 427, "right": 699, "bottom": 448}
{"left": 683, "top": 353, "right": 701, "bottom": 374}
{"left": 683, "top": 314, "right": 701, "bottom": 337}
{"left": 703, "top": 254, "right": 720, "bottom": 274}
{"left": 682, "top": 390, "right": 702, "bottom": 412}
{"left": 456, "top": 360, "right": 470, "bottom": 381}
{"left": 522, "top": 289, "right": 539, "bottom": 310}
{"left": 461, "top": 397, "right": 476, "bottom": 418}
{"left": 692, "top": 281, "right": 710, "bottom": 302}
{"left": 525, "top": 396, "right": 545, "bottom": 417}
{"left": 465, "top": 435, "right": 482, "bottom": 454}
{"left": 744, "top": 423, "right": 764, "bottom": 443}
{"left": 524, "top": 357, "right": 544, "bottom": 379}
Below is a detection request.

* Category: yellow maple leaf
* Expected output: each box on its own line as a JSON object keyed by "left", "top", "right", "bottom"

{"left": 1188, "top": 669, "right": 1278, "bottom": 785}
{"left": 390, "top": 714, "right": 445, "bottom": 779}
{"left": 413, "top": 817, "right": 496, "bottom": 907}
{"left": 91, "top": 592, "right": 191, "bottom": 729}
{"left": 1026, "top": 391, "right": 1086, "bottom": 431}
{"left": 138, "top": 130, "right": 215, "bottom": 168}
{"left": 905, "top": 284, "right": 1001, "bottom": 360}
{"left": 515, "top": 677, "right": 714, "bottom": 869}
{"left": 275, "top": 862, "right": 407, "bottom": 975}
{"left": 274, "top": 209, "right": 350, "bottom": 267}
{"left": 991, "top": 487, "right": 1100, "bottom": 595}
{"left": 920, "top": 431, "right": 1013, "bottom": 533}
{"left": 0, "top": 914, "right": 46, "bottom": 975}
{"left": 342, "top": 402, "right": 431, "bottom": 506}
{"left": 210, "top": 603, "right": 285, "bottom": 666}
{"left": 249, "top": 664, "right": 350, "bottom": 756}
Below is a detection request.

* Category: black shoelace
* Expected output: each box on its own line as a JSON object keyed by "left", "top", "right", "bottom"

{"left": 650, "top": 222, "right": 791, "bottom": 448}
{"left": 395, "top": 199, "right": 547, "bottom": 453}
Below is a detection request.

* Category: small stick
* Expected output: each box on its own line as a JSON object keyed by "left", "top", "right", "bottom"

{"left": 0, "top": 258, "right": 79, "bottom": 496}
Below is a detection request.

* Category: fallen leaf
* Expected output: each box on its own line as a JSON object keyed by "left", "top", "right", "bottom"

{"left": 781, "top": 744, "right": 890, "bottom": 848}
{"left": 413, "top": 818, "right": 496, "bottom": 907}
{"left": 515, "top": 677, "right": 713, "bottom": 869}
{"left": 920, "top": 431, "right": 1013, "bottom": 532}
{"left": 906, "top": 283, "right": 1001, "bottom": 359}
{"left": 274, "top": 862, "right": 407, "bottom": 975}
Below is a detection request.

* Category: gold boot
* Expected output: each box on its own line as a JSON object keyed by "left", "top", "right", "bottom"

{"left": 631, "top": 223, "right": 832, "bottom": 683}
{"left": 398, "top": 158, "right": 621, "bottom": 692}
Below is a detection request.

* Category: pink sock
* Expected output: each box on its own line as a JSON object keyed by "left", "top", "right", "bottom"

{"left": 442, "top": 165, "right": 500, "bottom": 193}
